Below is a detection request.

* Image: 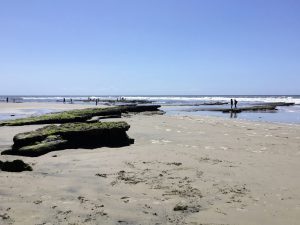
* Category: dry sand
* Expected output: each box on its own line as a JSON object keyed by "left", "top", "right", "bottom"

{"left": 0, "top": 103, "right": 300, "bottom": 225}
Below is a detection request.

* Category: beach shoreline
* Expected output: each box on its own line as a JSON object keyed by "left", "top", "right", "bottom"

{"left": 0, "top": 103, "right": 300, "bottom": 225}
{"left": 1, "top": 94, "right": 300, "bottom": 124}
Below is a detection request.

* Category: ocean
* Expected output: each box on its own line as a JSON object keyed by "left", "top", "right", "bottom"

{"left": 1, "top": 95, "right": 300, "bottom": 124}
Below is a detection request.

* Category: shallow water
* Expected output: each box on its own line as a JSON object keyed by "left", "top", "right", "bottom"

{"left": 1, "top": 95, "right": 300, "bottom": 124}
{"left": 164, "top": 105, "right": 300, "bottom": 124}
{"left": 0, "top": 108, "right": 60, "bottom": 121}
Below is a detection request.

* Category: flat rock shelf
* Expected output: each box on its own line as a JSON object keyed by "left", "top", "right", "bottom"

{"left": 0, "top": 105, "right": 162, "bottom": 126}
{"left": 187, "top": 105, "right": 277, "bottom": 113}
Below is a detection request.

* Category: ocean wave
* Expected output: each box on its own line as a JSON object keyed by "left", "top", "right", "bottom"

{"left": 3, "top": 95, "right": 300, "bottom": 104}
{"left": 124, "top": 96, "right": 300, "bottom": 104}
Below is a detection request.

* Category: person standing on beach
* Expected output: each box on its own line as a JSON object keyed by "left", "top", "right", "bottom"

{"left": 230, "top": 99, "right": 233, "bottom": 109}
{"left": 6, "top": 97, "right": 8, "bottom": 103}
{"left": 63, "top": 98, "right": 66, "bottom": 104}
{"left": 234, "top": 99, "right": 238, "bottom": 108}
{"left": 95, "top": 99, "right": 98, "bottom": 106}
{"left": 70, "top": 98, "right": 73, "bottom": 104}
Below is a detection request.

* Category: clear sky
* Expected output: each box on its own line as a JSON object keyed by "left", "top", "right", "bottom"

{"left": 0, "top": 0, "right": 299, "bottom": 95}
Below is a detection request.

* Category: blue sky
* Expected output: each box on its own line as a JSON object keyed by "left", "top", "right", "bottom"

{"left": 0, "top": 0, "right": 299, "bottom": 95}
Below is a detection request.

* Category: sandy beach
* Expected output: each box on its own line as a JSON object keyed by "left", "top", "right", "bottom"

{"left": 0, "top": 103, "right": 300, "bottom": 225}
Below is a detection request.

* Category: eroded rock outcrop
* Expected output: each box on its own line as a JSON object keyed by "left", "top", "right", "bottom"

{"left": 2, "top": 121, "right": 134, "bottom": 157}
{"left": 187, "top": 105, "right": 277, "bottom": 113}
{"left": 0, "top": 105, "right": 162, "bottom": 126}
{"left": 257, "top": 102, "right": 295, "bottom": 107}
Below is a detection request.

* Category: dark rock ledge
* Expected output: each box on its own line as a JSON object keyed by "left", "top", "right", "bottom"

{"left": 2, "top": 121, "right": 133, "bottom": 157}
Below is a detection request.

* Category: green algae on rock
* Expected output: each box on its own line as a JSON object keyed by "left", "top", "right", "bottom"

{"left": 0, "top": 105, "right": 161, "bottom": 126}
{"left": 13, "top": 135, "right": 68, "bottom": 156}
{"left": 2, "top": 121, "right": 134, "bottom": 157}
{"left": 0, "top": 107, "right": 122, "bottom": 126}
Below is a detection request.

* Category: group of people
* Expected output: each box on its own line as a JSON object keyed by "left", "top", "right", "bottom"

{"left": 230, "top": 99, "right": 238, "bottom": 109}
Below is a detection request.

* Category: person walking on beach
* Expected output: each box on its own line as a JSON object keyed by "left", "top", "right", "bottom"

{"left": 6, "top": 97, "right": 8, "bottom": 103}
{"left": 63, "top": 98, "right": 66, "bottom": 104}
{"left": 95, "top": 99, "right": 98, "bottom": 106}
{"left": 234, "top": 99, "right": 238, "bottom": 108}
{"left": 70, "top": 98, "right": 73, "bottom": 104}
{"left": 230, "top": 99, "right": 233, "bottom": 109}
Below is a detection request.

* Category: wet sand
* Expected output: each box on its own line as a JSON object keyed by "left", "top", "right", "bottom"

{"left": 0, "top": 103, "right": 300, "bottom": 225}
{"left": 0, "top": 102, "right": 97, "bottom": 113}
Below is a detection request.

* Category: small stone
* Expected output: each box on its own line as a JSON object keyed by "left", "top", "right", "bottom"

{"left": 0, "top": 160, "right": 32, "bottom": 172}
{"left": 173, "top": 204, "right": 188, "bottom": 211}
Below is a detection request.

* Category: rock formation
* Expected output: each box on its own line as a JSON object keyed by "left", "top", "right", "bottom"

{"left": 2, "top": 121, "right": 134, "bottom": 157}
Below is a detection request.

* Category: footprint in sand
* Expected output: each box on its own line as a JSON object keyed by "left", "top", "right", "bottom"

{"left": 220, "top": 146, "right": 228, "bottom": 150}
{"left": 166, "top": 128, "right": 172, "bottom": 132}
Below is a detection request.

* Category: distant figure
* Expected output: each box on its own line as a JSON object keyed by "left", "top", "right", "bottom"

{"left": 63, "top": 98, "right": 66, "bottom": 104}
{"left": 95, "top": 99, "right": 98, "bottom": 106}
{"left": 230, "top": 99, "right": 233, "bottom": 109}
{"left": 70, "top": 98, "right": 73, "bottom": 104}
{"left": 6, "top": 97, "right": 8, "bottom": 103}
{"left": 234, "top": 99, "right": 238, "bottom": 108}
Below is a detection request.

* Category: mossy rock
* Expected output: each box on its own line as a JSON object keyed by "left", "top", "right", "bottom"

{"left": 12, "top": 135, "right": 68, "bottom": 156}
{"left": 0, "top": 105, "right": 161, "bottom": 126}
{"left": 13, "top": 121, "right": 130, "bottom": 147}
{"left": 0, "top": 107, "right": 122, "bottom": 126}
{"left": 2, "top": 121, "right": 134, "bottom": 157}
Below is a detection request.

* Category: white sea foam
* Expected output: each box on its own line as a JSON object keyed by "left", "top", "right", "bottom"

{"left": 2, "top": 95, "right": 300, "bottom": 124}
{"left": 124, "top": 96, "right": 300, "bottom": 104}
{"left": 3, "top": 95, "right": 300, "bottom": 104}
